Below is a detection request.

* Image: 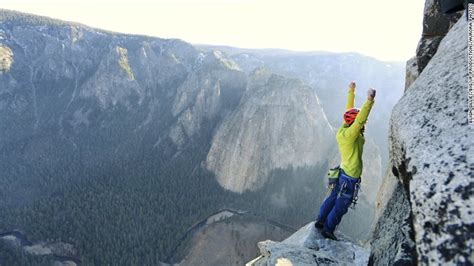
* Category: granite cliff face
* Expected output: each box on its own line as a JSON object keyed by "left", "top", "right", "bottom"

{"left": 416, "top": 0, "right": 462, "bottom": 74}
{"left": 206, "top": 68, "right": 334, "bottom": 192}
{"left": 371, "top": 8, "right": 472, "bottom": 266}
{"left": 406, "top": 0, "right": 462, "bottom": 90}
{"left": 168, "top": 50, "right": 246, "bottom": 149}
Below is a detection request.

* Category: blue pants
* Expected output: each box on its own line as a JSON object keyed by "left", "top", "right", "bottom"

{"left": 317, "top": 170, "right": 360, "bottom": 232}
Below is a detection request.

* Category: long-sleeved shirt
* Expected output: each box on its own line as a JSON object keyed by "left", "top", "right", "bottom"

{"left": 336, "top": 88, "right": 374, "bottom": 178}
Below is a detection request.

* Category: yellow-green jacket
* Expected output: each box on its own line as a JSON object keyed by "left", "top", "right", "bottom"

{"left": 336, "top": 87, "right": 374, "bottom": 178}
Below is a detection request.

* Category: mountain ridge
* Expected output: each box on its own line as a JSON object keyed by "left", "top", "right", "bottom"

{"left": 0, "top": 8, "right": 178, "bottom": 41}
{"left": 197, "top": 44, "right": 404, "bottom": 64}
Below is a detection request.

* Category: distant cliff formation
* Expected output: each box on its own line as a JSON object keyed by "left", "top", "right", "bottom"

{"left": 206, "top": 68, "right": 334, "bottom": 192}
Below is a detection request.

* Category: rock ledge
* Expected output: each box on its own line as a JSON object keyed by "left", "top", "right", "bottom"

{"left": 247, "top": 222, "right": 370, "bottom": 266}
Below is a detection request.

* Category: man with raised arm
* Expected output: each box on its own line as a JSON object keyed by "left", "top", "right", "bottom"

{"left": 314, "top": 81, "right": 376, "bottom": 240}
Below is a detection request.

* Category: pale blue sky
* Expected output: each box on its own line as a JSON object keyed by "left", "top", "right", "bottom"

{"left": 1, "top": 0, "right": 425, "bottom": 61}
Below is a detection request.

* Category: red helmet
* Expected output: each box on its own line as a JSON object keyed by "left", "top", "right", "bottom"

{"left": 344, "top": 108, "right": 360, "bottom": 125}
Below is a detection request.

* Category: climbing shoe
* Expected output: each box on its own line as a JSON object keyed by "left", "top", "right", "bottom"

{"left": 321, "top": 229, "right": 338, "bottom": 241}
{"left": 314, "top": 220, "right": 324, "bottom": 229}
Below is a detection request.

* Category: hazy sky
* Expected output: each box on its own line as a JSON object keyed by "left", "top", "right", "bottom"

{"left": 1, "top": 0, "right": 425, "bottom": 61}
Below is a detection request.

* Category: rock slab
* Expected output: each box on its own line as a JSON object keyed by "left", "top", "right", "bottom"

{"left": 247, "top": 223, "right": 370, "bottom": 266}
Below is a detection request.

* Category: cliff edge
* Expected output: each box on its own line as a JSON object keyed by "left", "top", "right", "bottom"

{"left": 247, "top": 223, "right": 369, "bottom": 266}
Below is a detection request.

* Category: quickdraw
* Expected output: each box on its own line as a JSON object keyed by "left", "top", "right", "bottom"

{"left": 351, "top": 181, "right": 361, "bottom": 209}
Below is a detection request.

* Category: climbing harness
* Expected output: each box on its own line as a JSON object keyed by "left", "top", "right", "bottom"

{"left": 322, "top": 165, "right": 362, "bottom": 208}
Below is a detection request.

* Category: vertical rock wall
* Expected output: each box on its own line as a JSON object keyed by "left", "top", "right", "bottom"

{"left": 371, "top": 11, "right": 473, "bottom": 265}
{"left": 416, "top": 0, "right": 462, "bottom": 74}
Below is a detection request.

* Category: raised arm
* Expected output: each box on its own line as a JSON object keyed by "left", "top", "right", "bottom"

{"left": 344, "top": 89, "right": 376, "bottom": 139}
{"left": 346, "top": 82, "right": 356, "bottom": 110}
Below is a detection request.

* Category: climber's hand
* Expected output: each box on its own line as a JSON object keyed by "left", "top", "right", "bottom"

{"left": 367, "top": 89, "right": 376, "bottom": 101}
{"left": 349, "top": 81, "right": 356, "bottom": 90}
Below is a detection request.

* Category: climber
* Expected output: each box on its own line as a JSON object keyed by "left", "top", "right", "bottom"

{"left": 314, "top": 81, "right": 376, "bottom": 241}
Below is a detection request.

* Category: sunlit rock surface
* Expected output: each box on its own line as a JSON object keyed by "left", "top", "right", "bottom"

{"left": 247, "top": 222, "right": 370, "bottom": 266}
{"left": 206, "top": 68, "right": 334, "bottom": 193}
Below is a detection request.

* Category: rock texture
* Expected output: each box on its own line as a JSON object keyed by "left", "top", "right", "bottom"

{"left": 206, "top": 68, "right": 334, "bottom": 192}
{"left": 169, "top": 50, "right": 246, "bottom": 149}
{"left": 247, "top": 222, "right": 370, "bottom": 266}
{"left": 370, "top": 170, "right": 416, "bottom": 265}
{"left": 404, "top": 56, "right": 419, "bottom": 90}
{"left": 371, "top": 12, "right": 473, "bottom": 265}
{"left": 0, "top": 44, "right": 13, "bottom": 73}
{"left": 416, "top": 0, "right": 462, "bottom": 74}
